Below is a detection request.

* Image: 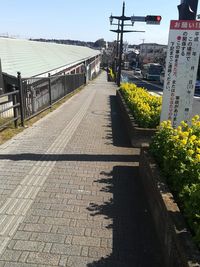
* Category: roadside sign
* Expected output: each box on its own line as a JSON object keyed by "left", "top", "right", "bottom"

{"left": 160, "top": 20, "right": 200, "bottom": 127}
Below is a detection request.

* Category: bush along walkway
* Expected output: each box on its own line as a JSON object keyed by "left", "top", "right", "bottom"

{"left": 0, "top": 72, "right": 163, "bottom": 267}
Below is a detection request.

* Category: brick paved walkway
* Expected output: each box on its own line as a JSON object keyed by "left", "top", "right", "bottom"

{"left": 0, "top": 72, "right": 163, "bottom": 266}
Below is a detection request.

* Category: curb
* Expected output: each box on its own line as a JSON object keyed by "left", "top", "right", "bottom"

{"left": 139, "top": 148, "right": 200, "bottom": 267}
{"left": 116, "top": 89, "right": 156, "bottom": 147}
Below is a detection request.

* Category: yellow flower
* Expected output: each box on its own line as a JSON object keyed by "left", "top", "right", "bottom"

{"left": 195, "top": 154, "right": 200, "bottom": 162}
{"left": 181, "top": 139, "right": 187, "bottom": 145}
{"left": 192, "top": 115, "right": 200, "bottom": 121}
{"left": 182, "top": 132, "right": 189, "bottom": 138}
{"left": 196, "top": 148, "right": 200, "bottom": 154}
{"left": 189, "top": 135, "right": 197, "bottom": 142}
{"left": 188, "top": 149, "right": 194, "bottom": 156}
{"left": 180, "top": 121, "right": 188, "bottom": 127}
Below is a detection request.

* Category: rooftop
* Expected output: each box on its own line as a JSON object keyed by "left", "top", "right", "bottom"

{"left": 0, "top": 38, "right": 100, "bottom": 78}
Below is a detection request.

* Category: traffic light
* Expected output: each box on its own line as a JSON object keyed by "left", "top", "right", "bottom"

{"left": 145, "top": 15, "right": 162, "bottom": 24}
{"left": 178, "top": 0, "right": 198, "bottom": 20}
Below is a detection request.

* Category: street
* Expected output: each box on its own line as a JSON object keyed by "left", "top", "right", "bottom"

{"left": 122, "top": 70, "right": 200, "bottom": 117}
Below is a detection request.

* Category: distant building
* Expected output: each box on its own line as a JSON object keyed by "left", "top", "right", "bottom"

{"left": 138, "top": 43, "right": 167, "bottom": 66}
{"left": 124, "top": 48, "right": 140, "bottom": 69}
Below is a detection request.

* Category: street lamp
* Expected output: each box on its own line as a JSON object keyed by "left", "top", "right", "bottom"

{"left": 109, "top": 15, "right": 113, "bottom": 25}
{"left": 109, "top": 2, "right": 161, "bottom": 87}
{"left": 109, "top": 2, "right": 145, "bottom": 86}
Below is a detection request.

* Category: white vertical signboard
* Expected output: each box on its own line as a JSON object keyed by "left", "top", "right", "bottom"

{"left": 160, "top": 20, "right": 200, "bottom": 127}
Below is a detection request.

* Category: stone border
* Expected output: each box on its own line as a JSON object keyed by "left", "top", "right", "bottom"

{"left": 116, "top": 89, "right": 156, "bottom": 147}
{"left": 139, "top": 147, "right": 200, "bottom": 267}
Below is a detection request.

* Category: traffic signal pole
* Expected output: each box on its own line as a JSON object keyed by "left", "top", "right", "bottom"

{"left": 109, "top": 2, "right": 162, "bottom": 87}
{"left": 117, "top": 2, "right": 125, "bottom": 87}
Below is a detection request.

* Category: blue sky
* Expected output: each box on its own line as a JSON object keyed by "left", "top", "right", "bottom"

{"left": 0, "top": 0, "right": 199, "bottom": 45}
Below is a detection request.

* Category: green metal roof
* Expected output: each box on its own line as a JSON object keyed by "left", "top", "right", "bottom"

{"left": 0, "top": 38, "right": 100, "bottom": 78}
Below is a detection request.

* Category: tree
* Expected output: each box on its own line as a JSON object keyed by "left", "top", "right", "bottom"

{"left": 94, "top": 38, "right": 106, "bottom": 48}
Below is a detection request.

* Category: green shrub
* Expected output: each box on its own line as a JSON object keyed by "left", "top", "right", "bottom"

{"left": 120, "top": 82, "right": 162, "bottom": 128}
{"left": 150, "top": 116, "right": 200, "bottom": 248}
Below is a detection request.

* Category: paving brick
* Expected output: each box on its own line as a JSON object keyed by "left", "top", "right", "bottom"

{"left": 72, "top": 236, "right": 101, "bottom": 247}
{"left": 57, "top": 226, "right": 85, "bottom": 236}
{"left": 13, "top": 231, "right": 32, "bottom": 241}
{"left": 50, "top": 204, "right": 74, "bottom": 212}
{"left": 23, "top": 223, "right": 52, "bottom": 233}
{"left": 23, "top": 215, "right": 39, "bottom": 224}
{"left": 4, "top": 263, "right": 38, "bottom": 267}
{"left": 29, "top": 209, "right": 60, "bottom": 217}
{"left": 0, "top": 249, "right": 22, "bottom": 261}
{"left": 44, "top": 217, "right": 71, "bottom": 226}
{"left": 88, "top": 246, "right": 112, "bottom": 258}
{"left": 62, "top": 211, "right": 87, "bottom": 220}
{"left": 75, "top": 219, "right": 102, "bottom": 228}
{"left": 13, "top": 240, "right": 45, "bottom": 252}
{"left": 7, "top": 240, "right": 17, "bottom": 250}
{"left": 51, "top": 244, "right": 81, "bottom": 256}
{"left": 91, "top": 228, "right": 112, "bottom": 238}
{"left": 100, "top": 238, "right": 113, "bottom": 249}
{"left": 35, "top": 233, "right": 66, "bottom": 243}
{"left": 66, "top": 256, "right": 99, "bottom": 267}
{"left": 26, "top": 252, "right": 60, "bottom": 265}
{"left": 81, "top": 246, "right": 89, "bottom": 257}
{"left": 42, "top": 243, "right": 52, "bottom": 253}
{"left": 18, "top": 251, "right": 29, "bottom": 262}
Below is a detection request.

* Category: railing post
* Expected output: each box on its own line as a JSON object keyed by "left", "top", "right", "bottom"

{"left": 48, "top": 73, "right": 52, "bottom": 107}
{"left": 12, "top": 84, "right": 18, "bottom": 128}
{"left": 64, "top": 72, "right": 66, "bottom": 95}
{"left": 17, "top": 72, "right": 25, "bottom": 127}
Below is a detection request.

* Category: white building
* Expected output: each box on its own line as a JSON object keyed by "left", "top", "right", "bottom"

{"left": 139, "top": 43, "right": 167, "bottom": 65}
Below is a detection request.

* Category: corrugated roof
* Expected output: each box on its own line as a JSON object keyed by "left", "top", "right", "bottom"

{"left": 0, "top": 38, "right": 100, "bottom": 78}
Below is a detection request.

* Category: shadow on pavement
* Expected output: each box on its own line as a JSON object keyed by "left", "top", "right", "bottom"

{"left": 86, "top": 166, "right": 163, "bottom": 267}
{"left": 0, "top": 153, "right": 139, "bottom": 162}
{"left": 105, "top": 95, "right": 132, "bottom": 148}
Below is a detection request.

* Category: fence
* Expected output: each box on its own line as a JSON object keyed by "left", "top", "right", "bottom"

{"left": 0, "top": 86, "right": 21, "bottom": 130}
{"left": 0, "top": 72, "right": 86, "bottom": 130}
{"left": 21, "top": 73, "right": 85, "bottom": 119}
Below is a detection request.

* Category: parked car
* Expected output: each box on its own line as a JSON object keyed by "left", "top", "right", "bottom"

{"left": 134, "top": 68, "right": 141, "bottom": 76}
{"left": 160, "top": 71, "right": 165, "bottom": 84}
{"left": 195, "top": 80, "right": 200, "bottom": 95}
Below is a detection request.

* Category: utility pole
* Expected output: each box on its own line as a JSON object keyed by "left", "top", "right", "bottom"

{"left": 109, "top": 2, "right": 162, "bottom": 86}
{"left": 118, "top": 2, "right": 125, "bottom": 87}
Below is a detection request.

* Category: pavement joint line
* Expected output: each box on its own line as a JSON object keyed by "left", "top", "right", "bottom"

{"left": 0, "top": 89, "right": 96, "bottom": 256}
{"left": 0, "top": 237, "right": 10, "bottom": 255}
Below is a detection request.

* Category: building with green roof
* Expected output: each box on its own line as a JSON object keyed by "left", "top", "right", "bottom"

{"left": 0, "top": 37, "right": 101, "bottom": 78}
{"left": 0, "top": 38, "right": 101, "bottom": 120}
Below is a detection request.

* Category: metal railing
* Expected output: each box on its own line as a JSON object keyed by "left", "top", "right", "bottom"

{"left": 0, "top": 85, "right": 21, "bottom": 130}
{"left": 20, "top": 73, "right": 86, "bottom": 120}
{"left": 0, "top": 57, "right": 101, "bottom": 131}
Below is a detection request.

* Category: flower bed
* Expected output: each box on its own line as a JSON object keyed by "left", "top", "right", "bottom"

{"left": 120, "top": 82, "right": 162, "bottom": 128}
{"left": 116, "top": 89, "right": 156, "bottom": 147}
{"left": 150, "top": 116, "right": 200, "bottom": 249}
{"left": 140, "top": 147, "right": 200, "bottom": 267}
